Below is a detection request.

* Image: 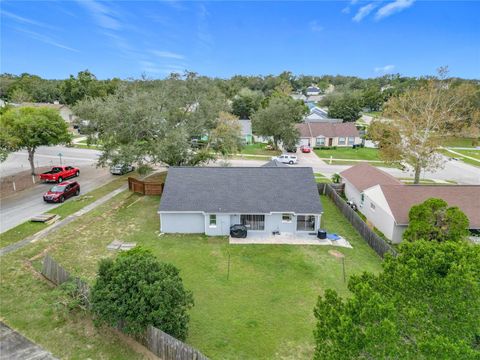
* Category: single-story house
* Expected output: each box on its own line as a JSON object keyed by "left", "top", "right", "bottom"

{"left": 306, "top": 86, "right": 321, "bottom": 96}
{"left": 296, "top": 122, "right": 362, "bottom": 148}
{"left": 340, "top": 163, "right": 480, "bottom": 243}
{"left": 19, "top": 102, "right": 77, "bottom": 124}
{"left": 239, "top": 119, "right": 253, "bottom": 144}
{"left": 158, "top": 167, "right": 323, "bottom": 236}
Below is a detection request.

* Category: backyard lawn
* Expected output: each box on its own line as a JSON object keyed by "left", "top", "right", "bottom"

{"left": 440, "top": 136, "right": 479, "bottom": 148}
{"left": 0, "top": 192, "right": 382, "bottom": 359}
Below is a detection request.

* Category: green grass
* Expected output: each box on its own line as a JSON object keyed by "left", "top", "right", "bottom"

{"left": 231, "top": 154, "right": 272, "bottom": 161}
{"left": 363, "top": 111, "right": 382, "bottom": 118}
{"left": 0, "top": 175, "right": 132, "bottom": 248}
{"left": 314, "top": 173, "right": 332, "bottom": 183}
{"left": 0, "top": 191, "right": 382, "bottom": 360}
{"left": 440, "top": 149, "right": 480, "bottom": 167}
{"left": 324, "top": 159, "right": 400, "bottom": 168}
{"left": 440, "top": 136, "right": 479, "bottom": 148}
{"left": 240, "top": 143, "right": 281, "bottom": 156}
{"left": 314, "top": 147, "right": 381, "bottom": 161}
{"left": 454, "top": 149, "right": 480, "bottom": 161}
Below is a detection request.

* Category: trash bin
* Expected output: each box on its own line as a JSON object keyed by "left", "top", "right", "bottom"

{"left": 317, "top": 229, "right": 327, "bottom": 239}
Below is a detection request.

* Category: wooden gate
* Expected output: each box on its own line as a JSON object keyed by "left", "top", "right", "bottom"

{"left": 128, "top": 177, "right": 164, "bottom": 195}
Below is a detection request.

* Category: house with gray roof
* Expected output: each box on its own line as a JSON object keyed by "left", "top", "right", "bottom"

{"left": 158, "top": 167, "right": 323, "bottom": 236}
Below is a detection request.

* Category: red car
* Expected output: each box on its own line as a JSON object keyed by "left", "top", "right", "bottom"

{"left": 43, "top": 181, "right": 80, "bottom": 203}
{"left": 39, "top": 166, "right": 80, "bottom": 183}
{"left": 300, "top": 145, "right": 312, "bottom": 153}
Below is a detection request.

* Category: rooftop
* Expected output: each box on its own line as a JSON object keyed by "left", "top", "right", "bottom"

{"left": 159, "top": 167, "right": 323, "bottom": 214}
{"left": 296, "top": 122, "right": 359, "bottom": 138}
{"left": 340, "top": 163, "right": 402, "bottom": 192}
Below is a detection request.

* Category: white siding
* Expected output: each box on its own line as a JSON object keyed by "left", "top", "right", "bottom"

{"left": 160, "top": 213, "right": 204, "bottom": 233}
{"left": 343, "top": 179, "right": 363, "bottom": 209}
{"left": 362, "top": 186, "right": 396, "bottom": 241}
{"left": 205, "top": 214, "right": 231, "bottom": 236}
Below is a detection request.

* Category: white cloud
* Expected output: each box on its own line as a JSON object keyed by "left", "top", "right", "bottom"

{"left": 342, "top": 7, "right": 351, "bottom": 14}
{"left": 353, "top": 3, "right": 377, "bottom": 22}
{"left": 76, "top": 0, "right": 121, "bottom": 30}
{"left": 350, "top": 0, "right": 359, "bottom": 4}
{"left": 15, "top": 28, "right": 79, "bottom": 52}
{"left": 374, "top": 64, "right": 395, "bottom": 73}
{"left": 309, "top": 20, "right": 324, "bottom": 32}
{"left": 375, "top": 0, "right": 415, "bottom": 20}
{"left": 1, "top": 10, "right": 56, "bottom": 29}
{"left": 151, "top": 50, "right": 185, "bottom": 60}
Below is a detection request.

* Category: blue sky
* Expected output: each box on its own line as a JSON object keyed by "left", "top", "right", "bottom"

{"left": 1, "top": 1, "right": 479, "bottom": 79}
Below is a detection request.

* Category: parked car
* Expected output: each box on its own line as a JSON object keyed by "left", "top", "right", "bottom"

{"left": 110, "top": 164, "right": 135, "bottom": 175}
{"left": 285, "top": 145, "right": 297, "bottom": 153}
{"left": 230, "top": 224, "right": 247, "bottom": 238}
{"left": 271, "top": 154, "right": 298, "bottom": 165}
{"left": 43, "top": 181, "right": 80, "bottom": 203}
{"left": 300, "top": 145, "right": 311, "bottom": 153}
{"left": 39, "top": 166, "right": 80, "bottom": 183}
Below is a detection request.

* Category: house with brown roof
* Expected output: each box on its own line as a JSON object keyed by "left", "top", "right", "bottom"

{"left": 340, "top": 163, "right": 480, "bottom": 243}
{"left": 296, "top": 122, "right": 361, "bottom": 148}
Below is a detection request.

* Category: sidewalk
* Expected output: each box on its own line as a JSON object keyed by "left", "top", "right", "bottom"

{"left": 0, "top": 185, "right": 127, "bottom": 257}
{"left": 0, "top": 322, "right": 58, "bottom": 360}
{"left": 442, "top": 147, "right": 480, "bottom": 163}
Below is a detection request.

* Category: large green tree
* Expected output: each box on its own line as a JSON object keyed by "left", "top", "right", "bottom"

{"left": 314, "top": 240, "right": 480, "bottom": 359}
{"left": 327, "top": 92, "right": 363, "bottom": 122}
{"left": 251, "top": 96, "right": 306, "bottom": 150}
{"left": 74, "top": 73, "right": 229, "bottom": 167}
{"left": 91, "top": 248, "right": 194, "bottom": 340}
{"left": 61, "top": 70, "right": 119, "bottom": 105}
{"left": 403, "top": 198, "right": 469, "bottom": 242}
{"left": 0, "top": 107, "right": 71, "bottom": 174}
{"left": 231, "top": 87, "right": 264, "bottom": 119}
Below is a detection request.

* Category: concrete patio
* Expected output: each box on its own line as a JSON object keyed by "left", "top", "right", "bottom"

{"left": 229, "top": 231, "right": 352, "bottom": 248}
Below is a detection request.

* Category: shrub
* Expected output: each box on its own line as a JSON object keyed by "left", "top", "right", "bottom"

{"left": 91, "top": 247, "right": 194, "bottom": 340}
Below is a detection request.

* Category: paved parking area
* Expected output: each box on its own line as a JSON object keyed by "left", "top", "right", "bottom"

{"left": 0, "top": 322, "right": 57, "bottom": 360}
{"left": 230, "top": 232, "right": 352, "bottom": 248}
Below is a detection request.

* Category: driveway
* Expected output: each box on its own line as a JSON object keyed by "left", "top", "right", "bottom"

{"left": 0, "top": 145, "right": 114, "bottom": 233}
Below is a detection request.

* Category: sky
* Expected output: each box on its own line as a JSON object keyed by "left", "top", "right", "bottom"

{"left": 1, "top": 1, "right": 479, "bottom": 80}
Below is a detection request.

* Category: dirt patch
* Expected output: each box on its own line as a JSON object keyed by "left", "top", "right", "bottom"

{"left": 112, "top": 329, "right": 159, "bottom": 360}
{"left": 0, "top": 166, "right": 50, "bottom": 198}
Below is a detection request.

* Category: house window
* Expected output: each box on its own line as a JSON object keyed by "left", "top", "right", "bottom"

{"left": 297, "top": 215, "right": 315, "bottom": 231}
{"left": 241, "top": 215, "right": 265, "bottom": 231}
{"left": 338, "top": 137, "right": 346, "bottom": 145}
{"left": 360, "top": 193, "right": 365, "bottom": 205}
{"left": 282, "top": 214, "right": 292, "bottom": 223}
{"left": 348, "top": 137, "right": 355, "bottom": 145}
{"left": 316, "top": 137, "right": 325, "bottom": 146}
{"left": 370, "top": 203, "right": 376, "bottom": 211}
{"left": 209, "top": 214, "right": 217, "bottom": 227}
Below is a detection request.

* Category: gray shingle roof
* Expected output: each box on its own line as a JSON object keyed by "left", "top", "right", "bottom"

{"left": 159, "top": 167, "right": 323, "bottom": 214}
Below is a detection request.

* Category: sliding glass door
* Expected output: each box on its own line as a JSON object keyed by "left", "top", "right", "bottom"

{"left": 297, "top": 215, "right": 315, "bottom": 231}
{"left": 241, "top": 215, "right": 265, "bottom": 231}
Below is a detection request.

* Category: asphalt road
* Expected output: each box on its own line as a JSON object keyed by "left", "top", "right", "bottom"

{"left": 0, "top": 146, "right": 113, "bottom": 233}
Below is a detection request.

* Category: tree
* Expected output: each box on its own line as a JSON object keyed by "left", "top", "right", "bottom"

{"left": 210, "top": 111, "right": 242, "bottom": 156}
{"left": 61, "top": 70, "right": 119, "bottom": 105}
{"left": 369, "top": 68, "right": 474, "bottom": 183}
{"left": 251, "top": 96, "right": 306, "bottom": 149}
{"left": 313, "top": 240, "right": 480, "bottom": 359}
{"left": 403, "top": 198, "right": 469, "bottom": 242}
{"left": 231, "top": 88, "right": 264, "bottom": 119}
{"left": 327, "top": 92, "right": 362, "bottom": 122}
{"left": 91, "top": 247, "right": 194, "bottom": 340}
{"left": 74, "top": 74, "right": 229, "bottom": 167}
{"left": 0, "top": 107, "right": 71, "bottom": 174}
{"left": 361, "top": 86, "right": 385, "bottom": 111}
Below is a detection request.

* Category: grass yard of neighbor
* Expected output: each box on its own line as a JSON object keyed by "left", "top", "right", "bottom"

{"left": 314, "top": 147, "right": 381, "bottom": 161}
{"left": 240, "top": 143, "right": 281, "bottom": 156}
{"left": 441, "top": 136, "right": 479, "bottom": 148}
{"left": 0, "top": 191, "right": 382, "bottom": 360}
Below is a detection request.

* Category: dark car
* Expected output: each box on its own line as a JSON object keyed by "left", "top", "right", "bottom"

{"left": 43, "top": 181, "right": 80, "bottom": 203}
{"left": 230, "top": 224, "right": 248, "bottom": 238}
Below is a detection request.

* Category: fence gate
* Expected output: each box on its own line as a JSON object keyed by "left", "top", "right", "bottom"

{"left": 128, "top": 177, "right": 164, "bottom": 195}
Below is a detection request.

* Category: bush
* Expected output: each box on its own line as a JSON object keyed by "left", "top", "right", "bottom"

{"left": 91, "top": 247, "right": 194, "bottom": 340}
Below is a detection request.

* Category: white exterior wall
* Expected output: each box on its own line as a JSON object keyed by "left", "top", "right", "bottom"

{"left": 392, "top": 224, "right": 407, "bottom": 244}
{"left": 160, "top": 213, "right": 205, "bottom": 233}
{"left": 303, "top": 136, "right": 362, "bottom": 148}
{"left": 362, "top": 186, "right": 397, "bottom": 241}
{"left": 342, "top": 179, "right": 363, "bottom": 209}
{"left": 205, "top": 214, "right": 231, "bottom": 236}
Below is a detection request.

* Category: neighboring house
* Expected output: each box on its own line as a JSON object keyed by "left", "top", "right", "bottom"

{"left": 340, "top": 163, "right": 480, "bottom": 243}
{"left": 306, "top": 86, "right": 320, "bottom": 96}
{"left": 304, "top": 105, "right": 342, "bottom": 123}
{"left": 19, "top": 102, "right": 77, "bottom": 124}
{"left": 296, "top": 122, "right": 362, "bottom": 148}
{"left": 305, "top": 94, "right": 324, "bottom": 103}
{"left": 0, "top": 99, "right": 5, "bottom": 107}
{"left": 291, "top": 93, "right": 307, "bottom": 101}
{"left": 158, "top": 167, "right": 323, "bottom": 236}
{"left": 239, "top": 119, "right": 253, "bottom": 144}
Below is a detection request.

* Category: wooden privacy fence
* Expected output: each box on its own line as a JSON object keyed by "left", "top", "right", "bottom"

{"left": 320, "top": 184, "right": 398, "bottom": 259}
{"left": 40, "top": 255, "right": 209, "bottom": 360}
{"left": 128, "top": 177, "right": 164, "bottom": 195}
{"left": 147, "top": 325, "right": 209, "bottom": 360}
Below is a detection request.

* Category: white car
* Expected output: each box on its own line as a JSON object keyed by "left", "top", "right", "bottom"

{"left": 272, "top": 154, "right": 298, "bottom": 165}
